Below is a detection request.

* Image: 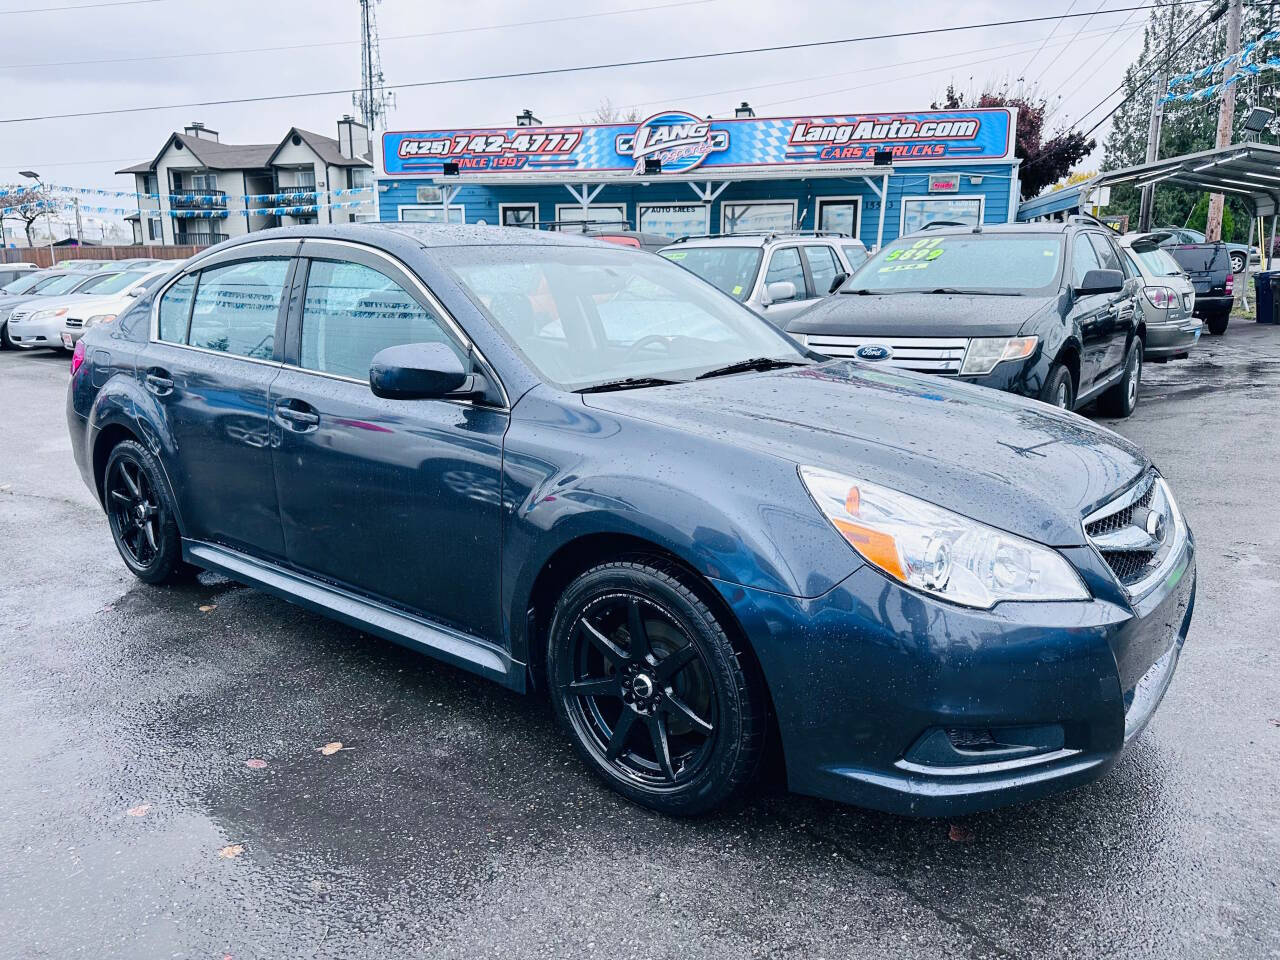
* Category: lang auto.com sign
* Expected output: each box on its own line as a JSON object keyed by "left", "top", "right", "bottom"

{"left": 381, "top": 107, "right": 1016, "bottom": 177}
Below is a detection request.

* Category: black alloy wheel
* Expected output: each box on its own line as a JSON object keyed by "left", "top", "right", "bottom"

{"left": 549, "top": 561, "right": 764, "bottom": 816}
{"left": 103, "top": 440, "right": 190, "bottom": 584}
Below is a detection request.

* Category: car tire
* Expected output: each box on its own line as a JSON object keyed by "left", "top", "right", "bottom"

{"left": 547, "top": 559, "right": 765, "bottom": 816}
{"left": 1100, "top": 338, "right": 1142, "bottom": 418}
{"left": 1206, "top": 309, "right": 1230, "bottom": 336}
{"left": 102, "top": 440, "right": 195, "bottom": 585}
{"left": 1040, "top": 362, "right": 1075, "bottom": 411}
{"left": 1230, "top": 252, "right": 1245, "bottom": 275}
{"left": 0, "top": 321, "right": 13, "bottom": 351}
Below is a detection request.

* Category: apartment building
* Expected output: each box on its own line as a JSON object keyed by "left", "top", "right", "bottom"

{"left": 120, "top": 118, "right": 374, "bottom": 246}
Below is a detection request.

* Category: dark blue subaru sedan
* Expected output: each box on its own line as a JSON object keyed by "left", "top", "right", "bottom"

{"left": 67, "top": 225, "right": 1196, "bottom": 817}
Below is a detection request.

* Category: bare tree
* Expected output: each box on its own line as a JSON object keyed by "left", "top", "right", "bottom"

{"left": 590, "top": 98, "right": 641, "bottom": 124}
{"left": 0, "top": 184, "right": 60, "bottom": 246}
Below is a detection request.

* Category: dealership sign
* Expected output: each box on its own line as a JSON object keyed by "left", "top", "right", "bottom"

{"left": 382, "top": 108, "right": 1016, "bottom": 177}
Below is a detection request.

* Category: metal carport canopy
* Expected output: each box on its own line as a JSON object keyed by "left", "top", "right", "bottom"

{"left": 1078, "top": 142, "right": 1280, "bottom": 219}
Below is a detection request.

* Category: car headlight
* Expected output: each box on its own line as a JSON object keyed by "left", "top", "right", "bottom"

{"left": 799, "top": 466, "right": 1089, "bottom": 609}
{"left": 960, "top": 336, "right": 1038, "bottom": 376}
{"left": 30, "top": 307, "right": 68, "bottom": 323}
{"left": 85, "top": 314, "right": 116, "bottom": 327}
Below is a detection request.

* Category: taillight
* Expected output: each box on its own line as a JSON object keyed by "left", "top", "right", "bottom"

{"left": 1225, "top": 271, "right": 1234, "bottom": 294}
{"left": 70, "top": 339, "right": 86, "bottom": 376}
{"left": 1144, "top": 286, "right": 1176, "bottom": 309}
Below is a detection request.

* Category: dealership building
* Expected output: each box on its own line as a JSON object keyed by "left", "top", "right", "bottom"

{"left": 376, "top": 105, "right": 1022, "bottom": 247}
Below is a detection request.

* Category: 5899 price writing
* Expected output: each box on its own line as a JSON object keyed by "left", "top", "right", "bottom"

{"left": 399, "top": 131, "right": 582, "bottom": 158}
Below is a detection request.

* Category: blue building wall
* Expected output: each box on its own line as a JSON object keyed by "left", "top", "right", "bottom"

{"left": 378, "top": 163, "right": 1019, "bottom": 246}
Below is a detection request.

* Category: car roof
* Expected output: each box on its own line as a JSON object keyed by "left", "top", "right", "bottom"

{"left": 662, "top": 232, "right": 861, "bottom": 250}
{"left": 209, "top": 222, "right": 610, "bottom": 253}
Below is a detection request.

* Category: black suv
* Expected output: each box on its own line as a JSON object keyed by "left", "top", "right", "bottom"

{"left": 787, "top": 221, "right": 1144, "bottom": 417}
{"left": 1163, "top": 241, "right": 1234, "bottom": 335}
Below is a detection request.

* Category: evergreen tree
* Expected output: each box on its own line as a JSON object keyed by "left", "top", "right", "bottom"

{"left": 1102, "top": 0, "right": 1279, "bottom": 241}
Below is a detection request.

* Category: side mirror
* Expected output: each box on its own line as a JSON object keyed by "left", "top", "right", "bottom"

{"left": 127, "top": 288, "right": 144, "bottom": 298}
{"left": 369, "top": 342, "right": 474, "bottom": 400}
{"left": 828, "top": 272, "right": 850, "bottom": 295}
{"left": 1075, "top": 268, "right": 1124, "bottom": 296}
{"left": 763, "top": 280, "right": 797, "bottom": 305}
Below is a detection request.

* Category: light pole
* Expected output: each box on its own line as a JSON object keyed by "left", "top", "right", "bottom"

{"left": 18, "top": 170, "right": 56, "bottom": 266}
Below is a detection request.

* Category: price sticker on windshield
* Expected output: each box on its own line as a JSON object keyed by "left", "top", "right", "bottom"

{"left": 878, "top": 237, "right": 944, "bottom": 272}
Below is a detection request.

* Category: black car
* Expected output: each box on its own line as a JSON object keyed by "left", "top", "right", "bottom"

{"left": 1164, "top": 241, "right": 1234, "bottom": 335}
{"left": 66, "top": 224, "right": 1196, "bottom": 817}
{"left": 787, "top": 221, "right": 1144, "bottom": 417}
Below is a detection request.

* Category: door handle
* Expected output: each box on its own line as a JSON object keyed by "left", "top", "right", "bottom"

{"left": 274, "top": 399, "right": 320, "bottom": 431}
{"left": 144, "top": 369, "right": 173, "bottom": 396}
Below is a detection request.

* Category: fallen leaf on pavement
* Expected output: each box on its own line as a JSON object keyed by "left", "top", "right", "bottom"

{"left": 198, "top": 604, "right": 216, "bottom": 613}
{"left": 948, "top": 823, "right": 975, "bottom": 842}
{"left": 126, "top": 804, "right": 151, "bottom": 817}
{"left": 217, "top": 844, "right": 244, "bottom": 859}
{"left": 317, "top": 742, "right": 344, "bottom": 756}
{"left": 244, "top": 758, "right": 268, "bottom": 769}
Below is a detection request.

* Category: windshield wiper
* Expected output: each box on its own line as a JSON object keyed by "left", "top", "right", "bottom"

{"left": 926, "top": 287, "right": 1023, "bottom": 296}
{"left": 695, "top": 357, "right": 809, "bottom": 380}
{"left": 574, "top": 376, "right": 682, "bottom": 394}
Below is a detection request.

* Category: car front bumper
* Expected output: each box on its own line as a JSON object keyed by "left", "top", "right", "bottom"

{"left": 715, "top": 531, "right": 1195, "bottom": 817}
{"left": 1145, "top": 317, "right": 1203, "bottom": 359}
{"left": 8, "top": 312, "right": 68, "bottom": 350}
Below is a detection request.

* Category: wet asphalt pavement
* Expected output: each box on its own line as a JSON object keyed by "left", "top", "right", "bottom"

{"left": 2, "top": 324, "right": 1279, "bottom": 960}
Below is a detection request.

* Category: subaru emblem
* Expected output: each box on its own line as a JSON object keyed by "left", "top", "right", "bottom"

{"left": 855, "top": 344, "right": 894, "bottom": 361}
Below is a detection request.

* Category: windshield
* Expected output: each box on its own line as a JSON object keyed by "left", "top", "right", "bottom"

{"left": 2, "top": 274, "right": 44, "bottom": 295}
{"left": 659, "top": 246, "right": 763, "bottom": 302}
{"left": 846, "top": 234, "right": 1065, "bottom": 295}
{"left": 1127, "top": 245, "right": 1185, "bottom": 278}
{"left": 74, "top": 270, "right": 147, "bottom": 295}
{"left": 35, "top": 272, "right": 93, "bottom": 295}
{"left": 440, "top": 244, "right": 806, "bottom": 391}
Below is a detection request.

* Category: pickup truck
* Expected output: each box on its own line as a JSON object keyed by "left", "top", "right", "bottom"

{"left": 1164, "top": 242, "right": 1234, "bottom": 335}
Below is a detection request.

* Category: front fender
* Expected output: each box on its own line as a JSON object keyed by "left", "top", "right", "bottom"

{"left": 499, "top": 388, "right": 863, "bottom": 660}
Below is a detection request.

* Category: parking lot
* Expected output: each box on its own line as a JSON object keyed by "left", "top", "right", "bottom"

{"left": 1, "top": 323, "right": 1278, "bottom": 959}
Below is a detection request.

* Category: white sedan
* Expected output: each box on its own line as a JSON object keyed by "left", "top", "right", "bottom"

{"left": 8, "top": 266, "right": 174, "bottom": 351}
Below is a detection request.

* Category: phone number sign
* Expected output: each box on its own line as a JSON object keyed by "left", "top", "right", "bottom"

{"left": 382, "top": 108, "right": 1015, "bottom": 177}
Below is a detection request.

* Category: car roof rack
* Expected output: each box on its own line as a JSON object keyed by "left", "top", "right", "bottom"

{"left": 670, "top": 229, "right": 850, "bottom": 243}
{"left": 533, "top": 218, "right": 635, "bottom": 232}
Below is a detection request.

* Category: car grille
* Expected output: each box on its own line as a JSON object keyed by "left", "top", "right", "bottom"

{"left": 65, "top": 317, "right": 84, "bottom": 328}
{"left": 803, "top": 335, "right": 969, "bottom": 374}
{"left": 1084, "top": 473, "right": 1180, "bottom": 592}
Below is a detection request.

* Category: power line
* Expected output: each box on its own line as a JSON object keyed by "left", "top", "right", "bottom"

{"left": 0, "top": 0, "right": 160, "bottom": 13}
{"left": 0, "top": 0, "right": 717, "bottom": 70}
{"left": 0, "top": 2, "right": 1204, "bottom": 124}
{"left": 1033, "top": 0, "right": 1112, "bottom": 87}
{"left": 1044, "top": 6, "right": 1148, "bottom": 118}
{"left": 1020, "top": 0, "right": 1081, "bottom": 79}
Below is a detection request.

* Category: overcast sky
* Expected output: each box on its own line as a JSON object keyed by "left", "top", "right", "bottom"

{"left": 0, "top": 0, "right": 1151, "bottom": 214}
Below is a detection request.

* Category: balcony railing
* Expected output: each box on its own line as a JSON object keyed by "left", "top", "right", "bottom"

{"left": 171, "top": 189, "right": 227, "bottom": 210}
{"left": 176, "top": 231, "right": 229, "bottom": 246}
{"left": 272, "top": 185, "right": 318, "bottom": 200}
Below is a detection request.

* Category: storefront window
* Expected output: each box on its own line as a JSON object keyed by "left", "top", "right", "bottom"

{"left": 554, "top": 205, "right": 627, "bottom": 231}
{"left": 816, "top": 198, "right": 860, "bottom": 237}
{"left": 901, "top": 197, "right": 983, "bottom": 235}
{"left": 400, "top": 206, "right": 464, "bottom": 224}
{"left": 501, "top": 205, "right": 537, "bottom": 228}
{"left": 722, "top": 202, "right": 794, "bottom": 234}
{"left": 638, "top": 204, "right": 709, "bottom": 240}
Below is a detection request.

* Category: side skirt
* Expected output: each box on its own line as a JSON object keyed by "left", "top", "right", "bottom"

{"left": 183, "top": 540, "right": 525, "bottom": 692}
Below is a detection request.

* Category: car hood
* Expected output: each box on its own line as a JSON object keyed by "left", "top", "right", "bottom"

{"left": 581, "top": 360, "right": 1148, "bottom": 547}
{"left": 61, "top": 292, "right": 131, "bottom": 318}
{"left": 16, "top": 293, "right": 104, "bottom": 313}
{"left": 788, "top": 292, "right": 1059, "bottom": 338}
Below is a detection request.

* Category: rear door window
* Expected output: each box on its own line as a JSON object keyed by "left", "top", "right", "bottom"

{"left": 187, "top": 259, "right": 289, "bottom": 359}
{"left": 299, "top": 259, "right": 465, "bottom": 381}
{"left": 1070, "top": 235, "right": 1102, "bottom": 287}
{"left": 764, "top": 247, "right": 806, "bottom": 300}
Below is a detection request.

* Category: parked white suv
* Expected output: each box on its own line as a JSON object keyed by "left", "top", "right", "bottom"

{"left": 660, "top": 232, "right": 868, "bottom": 326}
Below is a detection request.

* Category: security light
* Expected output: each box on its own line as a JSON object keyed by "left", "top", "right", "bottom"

{"left": 19, "top": 170, "right": 39, "bottom": 180}
{"left": 442, "top": 162, "right": 459, "bottom": 176}
{"left": 643, "top": 158, "right": 662, "bottom": 175}
{"left": 873, "top": 150, "right": 893, "bottom": 166}
{"left": 734, "top": 102, "right": 755, "bottom": 118}
{"left": 1242, "top": 106, "right": 1275, "bottom": 135}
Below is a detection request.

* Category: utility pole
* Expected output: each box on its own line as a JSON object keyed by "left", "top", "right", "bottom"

{"left": 73, "top": 197, "right": 83, "bottom": 244}
{"left": 1139, "top": 81, "right": 1165, "bottom": 231}
{"left": 1206, "top": 0, "right": 1243, "bottom": 241}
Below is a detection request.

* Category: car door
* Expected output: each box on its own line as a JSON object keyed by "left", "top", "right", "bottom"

{"left": 142, "top": 242, "right": 297, "bottom": 559}
{"left": 757, "top": 245, "right": 812, "bottom": 326}
{"left": 269, "top": 240, "right": 508, "bottom": 642}
{"left": 1086, "top": 232, "right": 1137, "bottom": 379}
{"left": 801, "top": 243, "right": 844, "bottom": 297}
{"left": 1066, "top": 232, "right": 1110, "bottom": 394}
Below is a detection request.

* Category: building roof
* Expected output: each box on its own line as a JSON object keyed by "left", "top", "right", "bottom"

{"left": 268, "top": 127, "right": 371, "bottom": 169}
{"left": 115, "top": 125, "right": 373, "bottom": 176}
